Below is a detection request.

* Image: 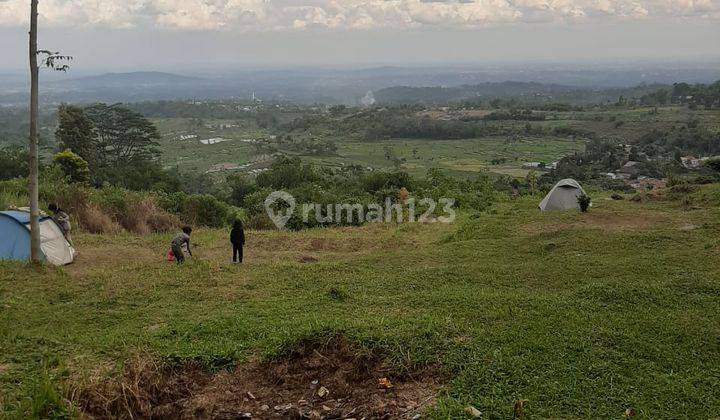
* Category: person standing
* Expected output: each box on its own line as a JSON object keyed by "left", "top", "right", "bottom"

{"left": 230, "top": 220, "right": 245, "bottom": 263}
{"left": 171, "top": 226, "right": 193, "bottom": 264}
{"left": 48, "top": 203, "right": 72, "bottom": 245}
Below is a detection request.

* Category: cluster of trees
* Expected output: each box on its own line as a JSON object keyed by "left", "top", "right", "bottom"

{"left": 0, "top": 106, "right": 55, "bottom": 146}
{"left": 282, "top": 107, "right": 596, "bottom": 142}
{"left": 544, "top": 120, "right": 720, "bottom": 188}
{"left": 364, "top": 116, "right": 503, "bottom": 140}
{"left": 126, "top": 100, "right": 291, "bottom": 126}
{"left": 223, "top": 156, "right": 498, "bottom": 230}
{"left": 0, "top": 103, "right": 213, "bottom": 193}
{"left": 670, "top": 81, "right": 720, "bottom": 109}
{"left": 55, "top": 103, "right": 165, "bottom": 188}
{"left": 362, "top": 115, "right": 595, "bottom": 141}
{"left": 482, "top": 99, "right": 582, "bottom": 111}
{"left": 546, "top": 138, "right": 628, "bottom": 182}
{"left": 460, "top": 109, "right": 546, "bottom": 122}
{"left": 636, "top": 81, "right": 720, "bottom": 108}
{"left": 636, "top": 121, "right": 720, "bottom": 158}
{"left": 273, "top": 135, "right": 338, "bottom": 156}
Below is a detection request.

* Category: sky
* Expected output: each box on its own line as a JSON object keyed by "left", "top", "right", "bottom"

{"left": 0, "top": 0, "right": 718, "bottom": 71}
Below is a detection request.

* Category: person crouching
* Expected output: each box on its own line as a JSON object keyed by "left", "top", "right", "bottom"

{"left": 171, "top": 225, "right": 193, "bottom": 264}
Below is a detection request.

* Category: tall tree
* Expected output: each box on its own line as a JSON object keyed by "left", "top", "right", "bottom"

{"left": 28, "top": 0, "right": 71, "bottom": 262}
{"left": 84, "top": 104, "right": 161, "bottom": 167}
{"left": 55, "top": 104, "right": 96, "bottom": 166}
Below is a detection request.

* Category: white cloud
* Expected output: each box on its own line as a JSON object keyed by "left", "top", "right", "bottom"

{"left": 0, "top": 0, "right": 718, "bottom": 30}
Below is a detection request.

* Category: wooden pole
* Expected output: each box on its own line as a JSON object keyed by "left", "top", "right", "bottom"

{"left": 29, "top": 0, "right": 41, "bottom": 263}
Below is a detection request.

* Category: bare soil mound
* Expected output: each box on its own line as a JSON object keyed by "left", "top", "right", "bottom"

{"left": 77, "top": 336, "right": 442, "bottom": 419}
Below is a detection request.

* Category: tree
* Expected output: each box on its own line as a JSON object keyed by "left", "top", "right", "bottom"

{"left": 83, "top": 103, "right": 161, "bottom": 167}
{"left": 28, "top": 0, "right": 71, "bottom": 263}
{"left": 55, "top": 104, "right": 96, "bottom": 166}
{"left": 53, "top": 149, "right": 90, "bottom": 183}
{"left": 0, "top": 147, "right": 30, "bottom": 180}
{"left": 227, "top": 174, "right": 258, "bottom": 207}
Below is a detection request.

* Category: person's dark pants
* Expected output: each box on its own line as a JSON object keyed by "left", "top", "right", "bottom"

{"left": 172, "top": 244, "right": 185, "bottom": 264}
{"left": 232, "top": 244, "right": 243, "bottom": 263}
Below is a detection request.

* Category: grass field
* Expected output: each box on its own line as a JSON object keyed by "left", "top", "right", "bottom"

{"left": 2, "top": 190, "right": 719, "bottom": 418}
{"left": 153, "top": 118, "right": 270, "bottom": 173}
{"left": 312, "top": 136, "right": 585, "bottom": 177}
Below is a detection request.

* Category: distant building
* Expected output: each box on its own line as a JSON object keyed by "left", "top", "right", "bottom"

{"left": 681, "top": 156, "right": 708, "bottom": 169}
{"left": 522, "top": 162, "right": 544, "bottom": 169}
{"left": 199, "top": 137, "right": 230, "bottom": 145}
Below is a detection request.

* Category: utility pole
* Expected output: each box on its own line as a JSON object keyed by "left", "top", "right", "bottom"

{"left": 29, "top": 0, "right": 41, "bottom": 263}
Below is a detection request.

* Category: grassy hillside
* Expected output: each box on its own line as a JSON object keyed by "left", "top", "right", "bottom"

{"left": 2, "top": 190, "right": 719, "bottom": 418}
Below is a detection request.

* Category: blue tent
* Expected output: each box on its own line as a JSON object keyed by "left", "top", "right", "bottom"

{"left": 0, "top": 211, "right": 75, "bottom": 265}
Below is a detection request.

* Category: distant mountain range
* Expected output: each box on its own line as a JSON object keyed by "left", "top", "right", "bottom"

{"left": 0, "top": 65, "right": 718, "bottom": 106}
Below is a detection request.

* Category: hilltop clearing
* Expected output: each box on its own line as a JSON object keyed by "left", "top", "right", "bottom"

{"left": 1, "top": 191, "right": 720, "bottom": 418}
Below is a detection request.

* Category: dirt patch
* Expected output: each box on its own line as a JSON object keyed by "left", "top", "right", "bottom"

{"left": 299, "top": 255, "right": 319, "bottom": 263}
{"left": 76, "top": 336, "right": 442, "bottom": 419}
{"left": 521, "top": 212, "right": 668, "bottom": 234}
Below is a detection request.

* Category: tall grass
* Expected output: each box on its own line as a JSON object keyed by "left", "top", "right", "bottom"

{"left": 0, "top": 178, "right": 27, "bottom": 210}
{"left": 1, "top": 171, "right": 181, "bottom": 234}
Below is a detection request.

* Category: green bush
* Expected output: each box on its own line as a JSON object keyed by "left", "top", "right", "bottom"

{"left": 184, "top": 194, "right": 234, "bottom": 228}
{"left": 158, "top": 192, "right": 240, "bottom": 228}
{"left": 52, "top": 149, "right": 90, "bottom": 183}
{"left": 578, "top": 194, "right": 592, "bottom": 212}
{"left": 705, "top": 157, "right": 720, "bottom": 173}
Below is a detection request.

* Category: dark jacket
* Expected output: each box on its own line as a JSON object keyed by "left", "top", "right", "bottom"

{"left": 230, "top": 225, "right": 245, "bottom": 246}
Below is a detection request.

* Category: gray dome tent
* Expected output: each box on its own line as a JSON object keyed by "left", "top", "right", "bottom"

{"left": 0, "top": 210, "right": 75, "bottom": 265}
{"left": 539, "top": 179, "right": 587, "bottom": 211}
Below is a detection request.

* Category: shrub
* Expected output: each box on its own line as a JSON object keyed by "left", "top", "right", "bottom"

{"left": 361, "top": 171, "right": 413, "bottom": 194}
{"left": 52, "top": 149, "right": 90, "bottom": 183}
{"left": 158, "top": 192, "right": 239, "bottom": 228}
{"left": 256, "top": 157, "right": 319, "bottom": 189}
{"left": 667, "top": 183, "right": 698, "bottom": 196}
{"left": 705, "top": 157, "right": 720, "bottom": 173}
{"left": 578, "top": 194, "right": 592, "bottom": 212}
{"left": 226, "top": 174, "right": 258, "bottom": 207}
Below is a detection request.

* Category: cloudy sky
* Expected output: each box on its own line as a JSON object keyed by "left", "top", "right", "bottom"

{"left": 0, "top": 0, "right": 718, "bottom": 70}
